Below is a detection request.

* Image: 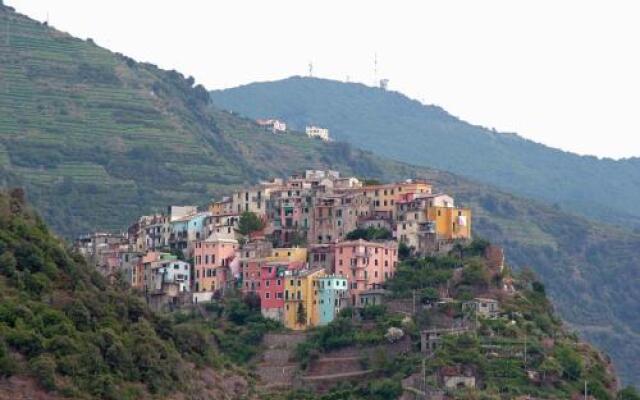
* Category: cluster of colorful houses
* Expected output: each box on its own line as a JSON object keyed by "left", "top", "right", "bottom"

{"left": 76, "top": 170, "right": 472, "bottom": 330}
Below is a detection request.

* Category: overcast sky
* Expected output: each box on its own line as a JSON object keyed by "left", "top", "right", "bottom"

{"left": 7, "top": 0, "right": 640, "bottom": 159}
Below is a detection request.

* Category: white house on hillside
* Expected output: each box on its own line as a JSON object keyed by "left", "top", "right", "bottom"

{"left": 305, "top": 126, "right": 330, "bottom": 141}
{"left": 256, "top": 119, "right": 287, "bottom": 134}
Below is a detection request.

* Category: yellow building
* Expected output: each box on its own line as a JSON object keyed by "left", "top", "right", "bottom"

{"left": 268, "top": 247, "right": 308, "bottom": 263}
{"left": 283, "top": 268, "right": 325, "bottom": 330}
{"left": 426, "top": 206, "right": 472, "bottom": 240}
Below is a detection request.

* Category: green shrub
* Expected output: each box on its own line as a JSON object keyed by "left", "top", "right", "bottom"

{"left": 367, "top": 378, "right": 402, "bottom": 400}
{"left": 29, "top": 354, "right": 57, "bottom": 391}
{"left": 0, "top": 251, "right": 17, "bottom": 277}
{"left": 0, "top": 339, "right": 16, "bottom": 377}
{"left": 361, "top": 305, "right": 386, "bottom": 320}
{"left": 555, "top": 345, "right": 583, "bottom": 380}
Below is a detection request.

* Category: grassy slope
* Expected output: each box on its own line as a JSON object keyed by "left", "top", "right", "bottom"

{"left": 0, "top": 4, "right": 639, "bottom": 385}
{"left": 210, "top": 76, "right": 640, "bottom": 230}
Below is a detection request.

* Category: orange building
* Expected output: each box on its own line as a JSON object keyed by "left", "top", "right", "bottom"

{"left": 193, "top": 237, "right": 239, "bottom": 293}
{"left": 340, "top": 180, "right": 432, "bottom": 219}
{"left": 426, "top": 206, "right": 472, "bottom": 240}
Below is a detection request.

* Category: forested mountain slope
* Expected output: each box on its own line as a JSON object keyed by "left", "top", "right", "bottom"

{"left": 0, "top": 189, "right": 263, "bottom": 399}
{"left": 0, "top": 4, "right": 639, "bottom": 385}
{"left": 211, "top": 76, "right": 640, "bottom": 230}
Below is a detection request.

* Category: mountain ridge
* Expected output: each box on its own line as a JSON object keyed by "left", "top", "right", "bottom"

{"left": 210, "top": 76, "right": 640, "bottom": 229}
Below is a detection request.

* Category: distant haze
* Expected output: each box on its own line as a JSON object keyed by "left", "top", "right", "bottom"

{"left": 7, "top": 0, "right": 640, "bottom": 159}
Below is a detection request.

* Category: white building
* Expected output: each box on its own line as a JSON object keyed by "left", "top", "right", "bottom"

{"left": 151, "top": 259, "right": 191, "bottom": 292}
{"left": 256, "top": 119, "right": 287, "bottom": 134}
{"left": 305, "top": 126, "right": 330, "bottom": 141}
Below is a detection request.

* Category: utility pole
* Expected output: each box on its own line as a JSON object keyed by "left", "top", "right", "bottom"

{"left": 584, "top": 380, "right": 588, "bottom": 400}
{"left": 422, "top": 357, "right": 426, "bottom": 393}
{"left": 412, "top": 289, "right": 416, "bottom": 315}
{"left": 524, "top": 332, "right": 527, "bottom": 367}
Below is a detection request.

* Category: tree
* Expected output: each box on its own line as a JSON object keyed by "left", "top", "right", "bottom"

{"left": 398, "top": 241, "right": 411, "bottom": 260}
{"left": 532, "top": 280, "right": 546, "bottom": 295}
{"left": 420, "top": 288, "right": 439, "bottom": 304}
{"left": 618, "top": 387, "right": 640, "bottom": 400}
{"left": 345, "top": 227, "right": 392, "bottom": 241}
{"left": 296, "top": 303, "right": 307, "bottom": 326}
{"left": 460, "top": 258, "right": 490, "bottom": 287}
{"left": 555, "top": 345, "right": 583, "bottom": 380}
{"left": 237, "top": 211, "right": 264, "bottom": 236}
{"left": 0, "top": 251, "right": 17, "bottom": 277}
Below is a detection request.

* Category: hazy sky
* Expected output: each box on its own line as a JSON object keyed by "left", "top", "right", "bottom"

{"left": 7, "top": 0, "right": 640, "bottom": 159}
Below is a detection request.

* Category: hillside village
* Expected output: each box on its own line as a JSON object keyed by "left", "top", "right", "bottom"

{"left": 76, "top": 170, "right": 471, "bottom": 330}
{"left": 73, "top": 171, "right": 623, "bottom": 398}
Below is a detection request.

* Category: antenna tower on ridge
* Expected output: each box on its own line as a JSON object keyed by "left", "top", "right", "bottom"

{"left": 374, "top": 52, "right": 378, "bottom": 86}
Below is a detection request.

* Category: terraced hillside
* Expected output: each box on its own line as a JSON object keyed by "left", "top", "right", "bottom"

{"left": 1, "top": 4, "right": 640, "bottom": 385}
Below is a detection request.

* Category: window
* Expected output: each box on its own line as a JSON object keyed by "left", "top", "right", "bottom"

{"left": 265, "top": 292, "right": 270, "bottom": 299}
{"left": 266, "top": 280, "right": 270, "bottom": 287}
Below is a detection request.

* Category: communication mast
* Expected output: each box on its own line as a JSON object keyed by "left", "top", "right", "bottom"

{"left": 373, "top": 53, "right": 378, "bottom": 86}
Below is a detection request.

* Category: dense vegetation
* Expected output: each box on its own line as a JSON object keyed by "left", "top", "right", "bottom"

{"left": 0, "top": 189, "right": 187, "bottom": 398}
{"left": 286, "top": 241, "right": 626, "bottom": 399}
{"left": 389, "top": 244, "right": 620, "bottom": 398}
{"left": 0, "top": 189, "right": 283, "bottom": 399}
{"left": 1, "top": 4, "right": 640, "bottom": 386}
{"left": 211, "top": 76, "right": 640, "bottom": 230}
{"left": 345, "top": 227, "right": 393, "bottom": 241}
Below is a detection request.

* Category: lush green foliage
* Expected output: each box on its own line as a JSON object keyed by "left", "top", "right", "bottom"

{"left": 237, "top": 211, "right": 265, "bottom": 236}
{"left": 345, "top": 226, "right": 393, "bottom": 241}
{"left": 386, "top": 249, "right": 618, "bottom": 398}
{"left": 295, "top": 306, "right": 405, "bottom": 368}
{"left": 177, "top": 294, "right": 281, "bottom": 365}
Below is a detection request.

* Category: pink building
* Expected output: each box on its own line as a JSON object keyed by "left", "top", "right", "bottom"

{"left": 193, "top": 237, "right": 239, "bottom": 293}
{"left": 333, "top": 239, "right": 398, "bottom": 306}
{"left": 259, "top": 261, "right": 304, "bottom": 321}
{"left": 242, "top": 259, "right": 263, "bottom": 294}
